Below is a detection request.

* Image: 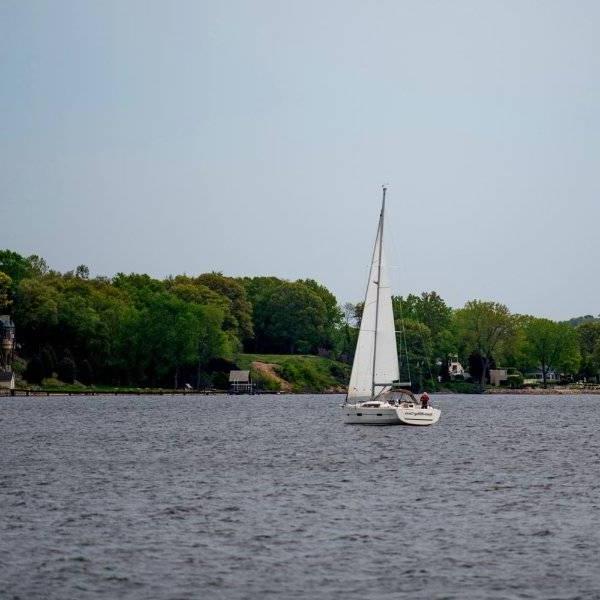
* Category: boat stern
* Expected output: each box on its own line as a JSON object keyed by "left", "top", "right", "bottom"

{"left": 396, "top": 406, "right": 441, "bottom": 426}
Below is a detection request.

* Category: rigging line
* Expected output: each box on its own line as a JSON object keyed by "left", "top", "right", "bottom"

{"left": 385, "top": 189, "right": 412, "bottom": 388}
{"left": 420, "top": 330, "right": 437, "bottom": 389}
{"left": 396, "top": 294, "right": 412, "bottom": 387}
{"left": 371, "top": 186, "right": 385, "bottom": 399}
{"left": 399, "top": 294, "right": 438, "bottom": 390}
{"left": 385, "top": 195, "right": 437, "bottom": 390}
{"left": 345, "top": 191, "right": 384, "bottom": 406}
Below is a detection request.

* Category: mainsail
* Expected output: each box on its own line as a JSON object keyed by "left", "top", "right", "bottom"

{"left": 347, "top": 191, "right": 400, "bottom": 401}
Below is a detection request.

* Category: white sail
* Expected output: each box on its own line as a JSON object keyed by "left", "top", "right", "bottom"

{"left": 347, "top": 203, "right": 399, "bottom": 401}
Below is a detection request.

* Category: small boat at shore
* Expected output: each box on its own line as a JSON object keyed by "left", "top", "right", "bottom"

{"left": 342, "top": 187, "right": 441, "bottom": 426}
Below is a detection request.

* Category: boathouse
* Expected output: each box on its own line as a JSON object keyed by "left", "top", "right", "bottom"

{"left": 229, "top": 370, "right": 253, "bottom": 394}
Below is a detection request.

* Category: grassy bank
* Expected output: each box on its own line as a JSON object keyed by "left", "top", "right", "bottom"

{"left": 235, "top": 353, "right": 350, "bottom": 393}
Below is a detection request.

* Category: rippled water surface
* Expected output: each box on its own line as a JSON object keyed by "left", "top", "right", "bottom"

{"left": 1, "top": 394, "right": 600, "bottom": 599}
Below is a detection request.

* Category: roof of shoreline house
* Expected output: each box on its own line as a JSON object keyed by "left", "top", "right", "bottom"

{"left": 229, "top": 370, "right": 250, "bottom": 383}
{"left": 0, "top": 370, "right": 14, "bottom": 382}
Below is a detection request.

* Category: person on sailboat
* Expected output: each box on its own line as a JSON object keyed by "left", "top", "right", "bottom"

{"left": 420, "top": 392, "right": 430, "bottom": 409}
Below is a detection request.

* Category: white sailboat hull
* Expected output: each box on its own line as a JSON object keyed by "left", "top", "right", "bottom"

{"left": 343, "top": 400, "right": 441, "bottom": 426}
{"left": 343, "top": 404, "right": 401, "bottom": 425}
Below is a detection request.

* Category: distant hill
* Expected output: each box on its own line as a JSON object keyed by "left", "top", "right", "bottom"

{"left": 564, "top": 314, "right": 600, "bottom": 327}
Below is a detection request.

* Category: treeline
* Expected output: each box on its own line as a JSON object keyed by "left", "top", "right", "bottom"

{"left": 385, "top": 293, "right": 599, "bottom": 389}
{"left": 1, "top": 249, "right": 599, "bottom": 390}
{"left": 0, "top": 250, "right": 350, "bottom": 388}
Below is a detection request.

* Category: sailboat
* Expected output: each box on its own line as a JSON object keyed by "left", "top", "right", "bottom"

{"left": 342, "top": 187, "right": 441, "bottom": 426}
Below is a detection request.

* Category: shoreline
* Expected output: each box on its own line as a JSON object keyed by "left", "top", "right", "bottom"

{"left": 483, "top": 387, "right": 600, "bottom": 395}
{"left": 3, "top": 387, "right": 600, "bottom": 397}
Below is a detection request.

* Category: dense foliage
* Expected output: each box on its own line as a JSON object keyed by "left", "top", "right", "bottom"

{"left": 0, "top": 251, "right": 346, "bottom": 388}
{"left": 1, "top": 249, "right": 597, "bottom": 390}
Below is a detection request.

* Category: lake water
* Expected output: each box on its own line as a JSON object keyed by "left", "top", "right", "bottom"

{"left": 1, "top": 394, "right": 599, "bottom": 599}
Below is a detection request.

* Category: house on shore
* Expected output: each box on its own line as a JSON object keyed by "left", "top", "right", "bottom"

{"left": 0, "top": 315, "right": 15, "bottom": 392}
{"left": 448, "top": 356, "right": 465, "bottom": 379}
{"left": 0, "top": 369, "right": 15, "bottom": 391}
{"left": 0, "top": 315, "right": 15, "bottom": 370}
{"left": 524, "top": 370, "right": 560, "bottom": 384}
{"left": 489, "top": 368, "right": 509, "bottom": 386}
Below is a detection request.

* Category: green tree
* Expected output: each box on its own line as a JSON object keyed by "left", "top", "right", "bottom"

{"left": 467, "top": 350, "right": 496, "bottom": 383}
{"left": 396, "top": 318, "right": 434, "bottom": 392}
{"left": 3, "top": 251, "right": 254, "bottom": 388}
{"left": 342, "top": 302, "right": 359, "bottom": 327}
{"left": 79, "top": 359, "right": 94, "bottom": 385}
{"left": 298, "top": 279, "right": 343, "bottom": 350}
{"left": 107, "top": 302, "right": 144, "bottom": 385}
{"left": 57, "top": 355, "right": 76, "bottom": 384}
{"left": 24, "top": 355, "right": 45, "bottom": 384}
{"left": 393, "top": 291, "right": 452, "bottom": 338}
{"left": 353, "top": 302, "right": 364, "bottom": 327}
{"left": 75, "top": 265, "right": 90, "bottom": 279}
{"left": 196, "top": 272, "right": 254, "bottom": 343}
{"left": 244, "top": 277, "right": 329, "bottom": 353}
{"left": 196, "top": 305, "right": 229, "bottom": 386}
{"left": 0, "top": 250, "right": 32, "bottom": 286}
{"left": 0, "top": 272, "right": 12, "bottom": 311}
{"left": 393, "top": 291, "right": 454, "bottom": 369}
{"left": 112, "top": 273, "right": 165, "bottom": 298}
{"left": 40, "top": 346, "right": 56, "bottom": 378}
{"left": 267, "top": 282, "right": 328, "bottom": 353}
{"left": 577, "top": 321, "right": 600, "bottom": 382}
{"left": 332, "top": 303, "right": 359, "bottom": 363}
{"left": 455, "top": 300, "right": 516, "bottom": 386}
{"left": 594, "top": 344, "right": 600, "bottom": 383}
{"left": 57, "top": 284, "right": 103, "bottom": 358}
{"left": 13, "top": 279, "right": 60, "bottom": 350}
{"left": 27, "top": 255, "right": 49, "bottom": 277}
{"left": 168, "top": 278, "right": 241, "bottom": 352}
{"left": 136, "top": 292, "right": 229, "bottom": 388}
{"left": 523, "top": 318, "right": 580, "bottom": 386}
{"left": 499, "top": 314, "right": 532, "bottom": 375}
{"left": 565, "top": 314, "right": 600, "bottom": 327}
{"left": 169, "top": 280, "right": 227, "bottom": 309}
{"left": 436, "top": 326, "right": 459, "bottom": 381}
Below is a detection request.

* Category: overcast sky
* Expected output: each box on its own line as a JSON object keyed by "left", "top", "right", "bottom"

{"left": 1, "top": 1, "right": 598, "bottom": 319}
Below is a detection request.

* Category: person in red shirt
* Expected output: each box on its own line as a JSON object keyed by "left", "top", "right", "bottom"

{"left": 420, "top": 391, "right": 430, "bottom": 409}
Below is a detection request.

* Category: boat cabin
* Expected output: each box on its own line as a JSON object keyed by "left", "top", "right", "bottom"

{"left": 362, "top": 389, "right": 417, "bottom": 408}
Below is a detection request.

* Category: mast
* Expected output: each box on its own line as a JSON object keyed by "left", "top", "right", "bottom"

{"left": 371, "top": 186, "right": 386, "bottom": 398}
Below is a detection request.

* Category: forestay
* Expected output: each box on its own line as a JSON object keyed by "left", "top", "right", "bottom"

{"left": 347, "top": 201, "right": 399, "bottom": 401}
